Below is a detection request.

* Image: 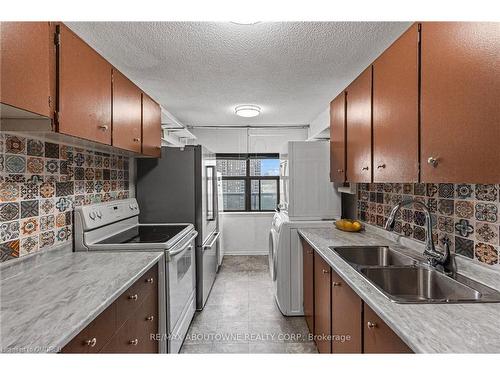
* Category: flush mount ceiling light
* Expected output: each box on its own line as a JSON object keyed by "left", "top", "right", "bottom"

{"left": 230, "top": 21, "right": 261, "bottom": 25}
{"left": 235, "top": 105, "right": 261, "bottom": 118}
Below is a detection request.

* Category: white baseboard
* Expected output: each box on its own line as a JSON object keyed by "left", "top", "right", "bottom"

{"left": 223, "top": 250, "right": 269, "bottom": 256}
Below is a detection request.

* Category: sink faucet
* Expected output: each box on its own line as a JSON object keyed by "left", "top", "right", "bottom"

{"left": 385, "top": 198, "right": 456, "bottom": 276}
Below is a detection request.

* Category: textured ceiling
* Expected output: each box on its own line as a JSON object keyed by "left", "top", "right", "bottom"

{"left": 66, "top": 22, "right": 412, "bottom": 126}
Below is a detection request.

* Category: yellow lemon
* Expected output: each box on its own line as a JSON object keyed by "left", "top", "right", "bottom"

{"left": 343, "top": 221, "right": 354, "bottom": 231}
{"left": 352, "top": 221, "right": 362, "bottom": 231}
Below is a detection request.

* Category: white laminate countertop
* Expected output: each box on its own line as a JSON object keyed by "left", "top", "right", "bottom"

{"left": 298, "top": 225, "right": 500, "bottom": 353}
{"left": 0, "top": 246, "right": 163, "bottom": 353}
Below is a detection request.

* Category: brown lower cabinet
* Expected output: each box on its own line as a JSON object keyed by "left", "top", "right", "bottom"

{"left": 313, "top": 253, "right": 332, "bottom": 353}
{"left": 61, "top": 263, "right": 159, "bottom": 353}
{"left": 364, "top": 304, "right": 412, "bottom": 354}
{"left": 302, "top": 238, "right": 413, "bottom": 354}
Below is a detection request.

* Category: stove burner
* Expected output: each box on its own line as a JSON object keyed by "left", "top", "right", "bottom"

{"left": 97, "top": 225, "right": 189, "bottom": 244}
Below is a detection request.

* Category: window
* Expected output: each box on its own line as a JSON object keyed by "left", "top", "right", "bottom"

{"left": 216, "top": 154, "right": 280, "bottom": 212}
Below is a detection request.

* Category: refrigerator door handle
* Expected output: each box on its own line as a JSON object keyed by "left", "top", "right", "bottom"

{"left": 202, "top": 231, "right": 220, "bottom": 250}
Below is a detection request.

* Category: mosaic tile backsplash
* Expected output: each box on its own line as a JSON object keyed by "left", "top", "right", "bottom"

{"left": 357, "top": 183, "right": 500, "bottom": 267}
{"left": 0, "top": 133, "right": 131, "bottom": 262}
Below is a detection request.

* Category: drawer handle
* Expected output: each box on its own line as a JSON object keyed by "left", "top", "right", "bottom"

{"left": 146, "top": 315, "right": 155, "bottom": 321}
{"left": 145, "top": 277, "right": 154, "bottom": 284}
{"left": 377, "top": 164, "right": 386, "bottom": 169}
{"left": 322, "top": 269, "right": 329, "bottom": 274}
{"left": 337, "top": 169, "right": 344, "bottom": 173}
{"left": 98, "top": 124, "right": 108, "bottom": 131}
{"left": 332, "top": 282, "right": 341, "bottom": 287}
{"left": 367, "top": 321, "right": 377, "bottom": 329}
{"left": 362, "top": 166, "right": 369, "bottom": 171}
{"left": 85, "top": 337, "right": 97, "bottom": 347}
{"left": 129, "top": 294, "right": 138, "bottom": 300}
{"left": 129, "top": 338, "right": 139, "bottom": 346}
{"left": 133, "top": 138, "right": 141, "bottom": 142}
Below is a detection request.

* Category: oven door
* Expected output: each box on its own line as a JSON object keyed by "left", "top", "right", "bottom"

{"left": 167, "top": 231, "right": 197, "bottom": 332}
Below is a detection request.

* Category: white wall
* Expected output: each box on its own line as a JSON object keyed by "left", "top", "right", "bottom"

{"left": 220, "top": 212, "right": 273, "bottom": 255}
{"left": 190, "top": 127, "right": 308, "bottom": 154}
{"left": 308, "top": 106, "right": 330, "bottom": 140}
{"left": 191, "top": 126, "right": 308, "bottom": 255}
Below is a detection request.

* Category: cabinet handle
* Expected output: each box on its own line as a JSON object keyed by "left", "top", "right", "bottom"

{"left": 129, "top": 294, "right": 138, "bottom": 300}
{"left": 129, "top": 339, "right": 139, "bottom": 346}
{"left": 427, "top": 156, "right": 438, "bottom": 167}
{"left": 98, "top": 125, "right": 108, "bottom": 131}
{"left": 337, "top": 169, "right": 344, "bottom": 173}
{"left": 85, "top": 337, "right": 97, "bottom": 347}
{"left": 145, "top": 277, "right": 154, "bottom": 284}
{"left": 377, "top": 164, "right": 386, "bottom": 169}
{"left": 362, "top": 166, "right": 369, "bottom": 171}
{"left": 332, "top": 282, "right": 341, "bottom": 287}
{"left": 322, "top": 269, "right": 329, "bottom": 274}
{"left": 133, "top": 138, "right": 141, "bottom": 142}
{"left": 146, "top": 315, "right": 155, "bottom": 321}
{"left": 367, "top": 321, "right": 377, "bottom": 329}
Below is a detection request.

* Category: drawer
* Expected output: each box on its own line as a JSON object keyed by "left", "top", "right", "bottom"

{"left": 61, "top": 303, "right": 116, "bottom": 353}
{"left": 116, "top": 264, "right": 158, "bottom": 326}
{"left": 100, "top": 292, "right": 158, "bottom": 353}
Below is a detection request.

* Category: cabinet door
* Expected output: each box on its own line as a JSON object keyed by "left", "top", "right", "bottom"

{"left": 0, "top": 22, "right": 55, "bottom": 118}
{"left": 330, "top": 92, "right": 346, "bottom": 182}
{"left": 112, "top": 69, "right": 142, "bottom": 152}
{"left": 142, "top": 94, "right": 162, "bottom": 157}
{"left": 331, "top": 269, "right": 362, "bottom": 353}
{"left": 346, "top": 67, "right": 372, "bottom": 182}
{"left": 420, "top": 22, "right": 500, "bottom": 183}
{"left": 364, "top": 304, "right": 412, "bottom": 353}
{"left": 58, "top": 24, "right": 112, "bottom": 145}
{"left": 373, "top": 24, "right": 419, "bottom": 182}
{"left": 301, "top": 239, "right": 314, "bottom": 334}
{"left": 313, "top": 253, "right": 331, "bottom": 353}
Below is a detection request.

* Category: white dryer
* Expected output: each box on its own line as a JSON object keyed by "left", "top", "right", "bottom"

{"left": 269, "top": 211, "right": 336, "bottom": 316}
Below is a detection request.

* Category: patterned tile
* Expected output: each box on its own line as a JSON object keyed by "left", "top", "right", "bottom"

{"left": 39, "top": 182, "right": 55, "bottom": 198}
{"left": 55, "top": 197, "right": 72, "bottom": 212}
{"left": 26, "top": 156, "right": 44, "bottom": 174}
{"left": 26, "top": 139, "right": 44, "bottom": 156}
{"left": 45, "top": 159, "right": 59, "bottom": 174}
{"left": 456, "top": 184, "right": 474, "bottom": 200}
{"left": 0, "top": 221, "right": 20, "bottom": 242}
{"left": 455, "top": 200, "right": 474, "bottom": 219}
{"left": 20, "top": 182, "right": 39, "bottom": 200}
{"left": 413, "top": 226, "right": 426, "bottom": 241}
{"left": 437, "top": 216, "right": 454, "bottom": 234}
{"left": 0, "top": 182, "right": 20, "bottom": 202}
{"left": 475, "top": 223, "right": 498, "bottom": 245}
{"left": 44, "top": 142, "right": 60, "bottom": 158}
{"left": 414, "top": 183, "right": 426, "bottom": 196}
{"left": 438, "top": 183, "right": 454, "bottom": 198}
{"left": 0, "top": 239, "right": 20, "bottom": 261}
{"left": 74, "top": 167, "right": 85, "bottom": 180}
{"left": 475, "top": 184, "right": 498, "bottom": 202}
{"left": 413, "top": 211, "right": 426, "bottom": 226}
{"left": 438, "top": 199, "right": 454, "bottom": 216}
{"left": 20, "top": 217, "right": 39, "bottom": 237}
{"left": 5, "top": 135, "right": 26, "bottom": 154}
{"left": 40, "top": 199, "right": 55, "bottom": 215}
{"left": 5, "top": 155, "right": 26, "bottom": 173}
{"left": 55, "top": 181, "right": 74, "bottom": 197}
{"left": 475, "top": 203, "right": 498, "bottom": 223}
{"left": 0, "top": 202, "right": 20, "bottom": 221}
{"left": 426, "top": 183, "right": 438, "bottom": 197}
{"left": 39, "top": 230, "right": 55, "bottom": 249}
{"left": 455, "top": 219, "right": 474, "bottom": 238}
{"left": 20, "top": 235, "right": 38, "bottom": 255}
{"left": 20, "top": 200, "right": 39, "bottom": 218}
{"left": 40, "top": 215, "right": 55, "bottom": 231}
{"left": 455, "top": 237, "right": 474, "bottom": 259}
{"left": 474, "top": 243, "right": 498, "bottom": 265}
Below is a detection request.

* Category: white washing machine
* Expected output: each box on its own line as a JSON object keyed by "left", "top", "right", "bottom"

{"left": 269, "top": 211, "right": 336, "bottom": 316}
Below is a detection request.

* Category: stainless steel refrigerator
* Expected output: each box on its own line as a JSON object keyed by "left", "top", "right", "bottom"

{"left": 136, "top": 145, "right": 220, "bottom": 310}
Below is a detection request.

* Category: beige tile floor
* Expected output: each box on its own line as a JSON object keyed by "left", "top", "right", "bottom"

{"left": 180, "top": 256, "right": 318, "bottom": 354}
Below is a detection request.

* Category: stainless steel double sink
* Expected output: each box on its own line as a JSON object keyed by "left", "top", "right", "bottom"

{"left": 330, "top": 246, "right": 500, "bottom": 304}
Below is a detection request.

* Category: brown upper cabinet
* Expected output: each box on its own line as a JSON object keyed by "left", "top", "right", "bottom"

{"left": 57, "top": 24, "right": 112, "bottom": 145}
{"left": 0, "top": 22, "right": 55, "bottom": 119}
{"left": 331, "top": 269, "right": 362, "bottom": 353}
{"left": 313, "top": 253, "right": 332, "bottom": 353}
{"left": 373, "top": 24, "right": 419, "bottom": 182}
{"left": 112, "top": 69, "right": 142, "bottom": 153}
{"left": 329, "top": 92, "right": 346, "bottom": 182}
{"left": 420, "top": 22, "right": 500, "bottom": 183}
{"left": 141, "top": 94, "right": 162, "bottom": 157}
{"left": 346, "top": 67, "right": 373, "bottom": 183}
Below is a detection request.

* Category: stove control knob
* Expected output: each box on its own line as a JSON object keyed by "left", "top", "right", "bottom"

{"left": 129, "top": 204, "right": 134, "bottom": 210}
{"left": 89, "top": 211, "right": 96, "bottom": 220}
{"left": 96, "top": 211, "right": 102, "bottom": 219}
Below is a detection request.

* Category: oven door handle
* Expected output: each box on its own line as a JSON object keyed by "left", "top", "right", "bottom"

{"left": 166, "top": 231, "right": 198, "bottom": 261}
{"left": 202, "top": 231, "right": 220, "bottom": 251}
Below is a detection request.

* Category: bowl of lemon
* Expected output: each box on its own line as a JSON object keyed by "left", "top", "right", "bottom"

{"left": 334, "top": 219, "right": 363, "bottom": 232}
